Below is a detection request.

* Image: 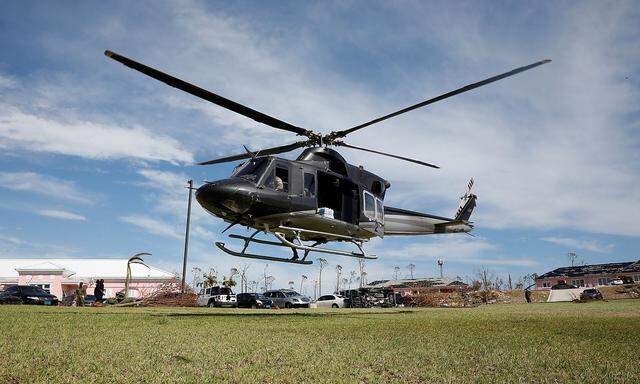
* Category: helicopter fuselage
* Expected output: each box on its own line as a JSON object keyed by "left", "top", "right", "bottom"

{"left": 196, "top": 147, "right": 389, "bottom": 242}
{"left": 195, "top": 147, "right": 474, "bottom": 244}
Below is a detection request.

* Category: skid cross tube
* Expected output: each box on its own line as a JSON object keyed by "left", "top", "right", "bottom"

{"left": 274, "top": 233, "right": 377, "bottom": 260}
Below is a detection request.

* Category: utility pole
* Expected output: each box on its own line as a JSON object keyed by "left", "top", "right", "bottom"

{"left": 181, "top": 179, "right": 194, "bottom": 293}
{"left": 567, "top": 251, "right": 578, "bottom": 267}
{"left": 394, "top": 266, "right": 400, "bottom": 280}
{"left": 408, "top": 263, "right": 415, "bottom": 279}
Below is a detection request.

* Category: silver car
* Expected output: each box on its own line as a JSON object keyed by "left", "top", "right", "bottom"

{"left": 264, "top": 289, "right": 310, "bottom": 308}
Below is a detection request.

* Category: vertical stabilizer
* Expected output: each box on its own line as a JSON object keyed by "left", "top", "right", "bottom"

{"left": 455, "top": 178, "right": 477, "bottom": 221}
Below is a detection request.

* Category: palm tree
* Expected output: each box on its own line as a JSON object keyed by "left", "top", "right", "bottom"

{"left": 317, "top": 258, "right": 328, "bottom": 295}
{"left": 300, "top": 275, "right": 308, "bottom": 293}
{"left": 203, "top": 273, "right": 217, "bottom": 288}
{"left": 349, "top": 270, "right": 357, "bottom": 290}
{"left": 394, "top": 266, "right": 400, "bottom": 280}
{"left": 125, "top": 252, "right": 151, "bottom": 299}
{"left": 288, "top": 281, "right": 295, "bottom": 290}
{"left": 265, "top": 275, "right": 275, "bottom": 290}
{"left": 335, "top": 265, "right": 343, "bottom": 293}
{"left": 358, "top": 259, "right": 366, "bottom": 288}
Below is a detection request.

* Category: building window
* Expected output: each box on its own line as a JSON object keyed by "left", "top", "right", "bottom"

{"left": 571, "top": 279, "right": 585, "bottom": 287}
{"left": 542, "top": 281, "right": 551, "bottom": 288}
{"left": 31, "top": 283, "right": 51, "bottom": 293}
{"left": 634, "top": 275, "right": 640, "bottom": 283}
{"left": 597, "top": 278, "right": 608, "bottom": 286}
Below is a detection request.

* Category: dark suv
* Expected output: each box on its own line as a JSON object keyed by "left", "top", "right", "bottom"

{"left": 580, "top": 289, "right": 603, "bottom": 301}
{"left": 0, "top": 285, "right": 59, "bottom": 305}
{"left": 237, "top": 293, "right": 273, "bottom": 309}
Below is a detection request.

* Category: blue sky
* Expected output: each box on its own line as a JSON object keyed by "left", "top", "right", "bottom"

{"left": 1, "top": 1, "right": 639, "bottom": 294}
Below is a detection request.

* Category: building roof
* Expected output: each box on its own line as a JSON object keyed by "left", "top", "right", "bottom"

{"left": 365, "top": 277, "right": 460, "bottom": 289}
{"left": 536, "top": 260, "right": 640, "bottom": 280}
{"left": 0, "top": 258, "right": 175, "bottom": 280}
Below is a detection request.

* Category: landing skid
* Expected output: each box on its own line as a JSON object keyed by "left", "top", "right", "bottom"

{"left": 215, "top": 227, "right": 377, "bottom": 265}
{"left": 215, "top": 242, "right": 313, "bottom": 265}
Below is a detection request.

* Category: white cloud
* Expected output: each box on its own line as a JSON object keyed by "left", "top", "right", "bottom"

{"left": 0, "top": 234, "right": 23, "bottom": 245}
{"left": 38, "top": 209, "right": 86, "bottom": 221}
{"left": 541, "top": 236, "right": 614, "bottom": 253}
{"left": 0, "top": 171, "right": 95, "bottom": 205}
{"left": 0, "top": 103, "right": 193, "bottom": 163}
{"left": 120, "top": 215, "right": 183, "bottom": 239}
{"left": 0, "top": 74, "right": 16, "bottom": 89}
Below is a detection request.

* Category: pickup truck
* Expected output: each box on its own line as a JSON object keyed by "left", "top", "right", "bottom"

{"left": 197, "top": 286, "right": 237, "bottom": 307}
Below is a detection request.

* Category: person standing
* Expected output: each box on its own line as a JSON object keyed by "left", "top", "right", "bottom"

{"left": 75, "top": 282, "right": 86, "bottom": 307}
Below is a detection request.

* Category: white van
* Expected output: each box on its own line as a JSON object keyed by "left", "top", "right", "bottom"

{"left": 197, "top": 286, "right": 237, "bottom": 307}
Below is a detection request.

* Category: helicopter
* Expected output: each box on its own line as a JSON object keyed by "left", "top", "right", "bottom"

{"left": 105, "top": 50, "right": 550, "bottom": 265}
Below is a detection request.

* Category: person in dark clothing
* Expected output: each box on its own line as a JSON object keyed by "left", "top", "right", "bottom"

{"left": 94, "top": 279, "right": 104, "bottom": 303}
{"left": 524, "top": 288, "right": 532, "bottom": 303}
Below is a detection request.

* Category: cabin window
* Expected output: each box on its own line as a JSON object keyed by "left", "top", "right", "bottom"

{"left": 375, "top": 199, "right": 384, "bottom": 223}
{"left": 275, "top": 166, "right": 289, "bottom": 193}
{"left": 303, "top": 173, "right": 315, "bottom": 197}
{"left": 363, "top": 191, "right": 376, "bottom": 220}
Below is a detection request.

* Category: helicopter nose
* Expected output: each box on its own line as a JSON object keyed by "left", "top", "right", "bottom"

{"left": 195, "top": 179, "right": 253, "bottom": 214}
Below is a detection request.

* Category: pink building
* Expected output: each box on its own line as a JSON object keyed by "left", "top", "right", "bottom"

{"left": 0, "top": 258, "right": 175, "bottom": 299}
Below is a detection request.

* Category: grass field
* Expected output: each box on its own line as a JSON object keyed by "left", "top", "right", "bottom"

{"left": 1, "top": 300, "right": 639, "bottom": 383}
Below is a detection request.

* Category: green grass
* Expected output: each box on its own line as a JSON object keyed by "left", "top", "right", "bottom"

{"left": 1, "top": 300, "right": 639, "bottom": 383}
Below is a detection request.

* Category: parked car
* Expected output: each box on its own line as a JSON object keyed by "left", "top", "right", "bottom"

{"left": 264, "top": 289, "right": 310, "bottom": 308}
{"left": 609, "top": 279, "right": 624, "bottom": 285}
{"left": 197, "top": 286, "right": 237, "bottom": 307}
{"left": 580, "top": 288, "right": 603, "bottom": 301}
{"left": 237, "top": 293, "right": 272, "bottom": 309}
{"left": 551, "top": 282, "right": 577, "bottom": 290}
{"left": 0, "top": 285, "right": 58, "bottom": 306}
{"left": 315, "top": 294, "right": 348, "bottom": 308}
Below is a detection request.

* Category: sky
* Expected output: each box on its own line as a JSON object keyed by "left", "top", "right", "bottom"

{"left": 1, "top": 1, "right": 639, "bottom": 295}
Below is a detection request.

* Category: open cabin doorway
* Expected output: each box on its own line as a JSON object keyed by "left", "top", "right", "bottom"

{"left": 317, "top": 171, "right": 359, "bottom": 224}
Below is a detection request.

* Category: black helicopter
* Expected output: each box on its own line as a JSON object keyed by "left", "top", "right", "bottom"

{"left": 105, "top": 50, "right": 549, "bottom": 265}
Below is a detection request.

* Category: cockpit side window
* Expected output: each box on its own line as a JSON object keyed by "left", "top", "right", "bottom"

{"left": 231, "top": 158, "right": 269, "bottom": 183}
{"left": 272, "top": 166, "right": 289, "bottom": 193}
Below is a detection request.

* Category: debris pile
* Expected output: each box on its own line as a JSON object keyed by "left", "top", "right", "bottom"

{"left": 600, "top": 284, "right": 640, "bottom": 300}
{"left": 142, "top": 278, "right": 197, "bottom": 307}
{"left": 404, "top": 291, "right": 481, "bottom": 308}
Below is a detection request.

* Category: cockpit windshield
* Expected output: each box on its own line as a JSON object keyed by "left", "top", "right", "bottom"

{"left": 231, "top": 158, "right": 270, "bottom": 183}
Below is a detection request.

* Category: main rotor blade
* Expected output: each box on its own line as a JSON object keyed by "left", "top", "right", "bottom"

{"left": 197, "top": 141, "right": 310, "bottom": 165}
{"left": 104, "top": 50, "right": 310, "bottom": 137}
{"left": 331, "top": 59, "right": 551, "bottom": 139}
{"left": 334, "top": 141, "right": 440, "bottom": 169}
